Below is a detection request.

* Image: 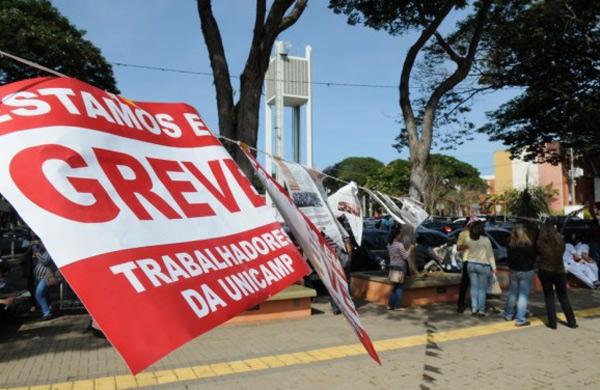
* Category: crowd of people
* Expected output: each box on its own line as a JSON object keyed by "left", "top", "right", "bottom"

{"left": 384, "top": 214, "right": 600, "bottom": 329}
{"left": 3, "top": 209, "right": 599, "bottom": 332}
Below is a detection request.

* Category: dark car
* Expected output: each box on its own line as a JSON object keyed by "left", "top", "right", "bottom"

{"left": 0, "top": 226, "right": 32, "bottom": 256}
{"left": 352, "top": 226, "right": 449, "bottom": 271}
{"left": 420, "top": 217, "right": 453, "bottom": 234}
{"left": 546, "top": 216, "right": 593, "bottom": 240}
{"left": 352, "top": 229, "right": 389, "bottom": 271}
{"left": 416, "top": 225, "right": 449, "bottom": 247}
{"left": 448, "top": 227, "right": 510, "bottom": 264}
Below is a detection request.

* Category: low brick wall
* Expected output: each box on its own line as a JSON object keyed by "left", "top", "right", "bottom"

{"left": 351, "top": 271, "right": 461, "bottom": 307}
{"left": 496, "top": 266, "right": 544, "bottom": 293}
{"left": 225, "top": 284, "right": 316, "bottom": 325}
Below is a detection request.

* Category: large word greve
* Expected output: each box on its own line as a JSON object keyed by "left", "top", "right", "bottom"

{"left": 9, "top": 144, "right": 265, "bottom": 223}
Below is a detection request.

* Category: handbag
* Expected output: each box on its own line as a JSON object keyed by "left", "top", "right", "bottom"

{"left": 388, "top": 269, "right": 405, "bottom": 284}
{"left": 487, "top": 274, "right": 502, "bottom": 295}
{"left": 44, "top": 269, "right": 61, "bottom": 287}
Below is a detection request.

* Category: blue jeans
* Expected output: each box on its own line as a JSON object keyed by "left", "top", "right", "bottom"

{"left": 505, "top": 270, "right": 534, "bottom": 324}
{"left": 468, "top": 262, "right": 492, "bottom": 313}
{"left": 388, "top": 283, "right": 404, "bottom": 309}
{"left": 35, "top": 279, "right": 51, "bottom": 317}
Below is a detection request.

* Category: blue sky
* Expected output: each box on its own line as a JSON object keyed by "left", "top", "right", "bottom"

{"left": 52, "top": 0, "right": 515, "bottom": 177}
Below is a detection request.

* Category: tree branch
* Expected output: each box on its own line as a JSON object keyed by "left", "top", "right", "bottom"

{"left": 264, "top": 0, "right": 295, "bottom": 38}
{"left": 421, "top": 0, "right": 492, "bottom": 147}
{"left": 400, "top": 0, "right": 455, "bottom": 148}
{"left": 196, "top": 0, "right": 235, "bottom": 137}
{"left": 279, "top": 0, "right": 308, "bottom": 33}
{"left": 434, "top": 31, "right": 464, "bottom": 65}
{"left": 439, "top": 86, "right": 494, "bottom": 121}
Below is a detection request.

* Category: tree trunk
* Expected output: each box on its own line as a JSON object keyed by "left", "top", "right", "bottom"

{"left": 196, "top": 0, "right": 308, "bottom": 182}
{"left": 232, "top": 73, "right": 262, "bottom": 179}
{"left": 399, "top": 0, "right": 491, "bottom": 202}
{"left": 408, "top": 152, "right": 428, "bottom": 201}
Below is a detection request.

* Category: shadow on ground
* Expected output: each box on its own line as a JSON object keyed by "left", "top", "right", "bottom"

{"left": 0, "top": 312, "right": 110, "bottom": 364}
{"left": 351, "top": 288, "right": 600, "bottom": 331}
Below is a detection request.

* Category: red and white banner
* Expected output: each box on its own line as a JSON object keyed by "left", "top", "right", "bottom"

{"left": 274, "top": 159, "right": 347, "bottom": 249}
{"left": 0, "top": 77, "right": 309, "bottom": 373}
{"left": 241, "top": 146, "right": 381, "bottom": 364}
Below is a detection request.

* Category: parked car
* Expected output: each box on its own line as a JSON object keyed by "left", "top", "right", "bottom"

{"left": 545, "top": 216, "right": 593, "bottom": 239}
{"left": 420, "top": 217, "right": 453, "bottom": 234}
{"left": 0, "top": 226, "right": 31, "bottom": 255}
{"left": 352, "top": 228, "right": 389, "bottom": 271}
{"left": 352, "top": 226, "right": 449, "bottom": 271}
{"left": 416, "top": 225, "right": 449, "bottom": 247}
{"left": 448, "top": 227, "right": 510, "bottom": 264}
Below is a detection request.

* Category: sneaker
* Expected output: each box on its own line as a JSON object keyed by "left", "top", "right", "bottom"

{"left": 477, "top": 312, "right": 487, "bottom": 317}
{"left": 567, "top": 323, "right": 578, "bottom": 329}
{"left": 457, "top": 306, "right": 465, "bottom": 314}
{"left": 41, "top": 313, "right": 53, "bottom": 321}
{"left": 515, "top": 321, "right": 530, "bottom": 327}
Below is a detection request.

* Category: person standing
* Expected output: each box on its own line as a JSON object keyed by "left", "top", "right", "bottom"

{"left": 504, "top": 224, "right": 536, "bottom": 326}
{"left": 463, "top": 221, "right": 496, "bottom": 316}
{"left": 323, "top": 231, "right": 351, "bottom": 315}
{"left": 387, "top": 224, "right": 414, "bottom": 310}
{"left": 537, "top": 221, "right": 577, "bottom": 329}
{"left": 456, "top": 218, "right": 474, "bottom": 313}
{"left": 33, "top": 241, "right": 55, "bottom": 320}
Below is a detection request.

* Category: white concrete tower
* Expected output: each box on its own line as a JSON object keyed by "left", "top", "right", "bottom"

{"left": 265, "top": 41, "right": 313, "bottom": 182}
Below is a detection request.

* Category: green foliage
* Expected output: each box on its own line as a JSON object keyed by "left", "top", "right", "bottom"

{"left": 478, "top": 0, "right": 600, "bottom": 161}
{"left": 325, "top": 154, "right": 486, "bottom": 213}
{"left": 0, "top": 0, "right": 118, "bottom": 92}
{"left": 366, "top": 159, "right": 411, "bottom": 196}
{"left": 424, "top": 154, "right": 487, "bottom": 214}
{"left": 503, "top": 185, "right": 558, "bottom": 218}
{"left": 329, "top": 0, "right": 467, "bottom": 35}
{"left": 427, "top": 154, "right": 486, "bottom": 190}
{"left": 323, "top": 157, "right": 384, "bottom": 192}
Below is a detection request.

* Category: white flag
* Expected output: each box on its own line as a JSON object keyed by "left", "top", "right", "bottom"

{"left": 328, "top": 182, "right": 363, "bottom": 245}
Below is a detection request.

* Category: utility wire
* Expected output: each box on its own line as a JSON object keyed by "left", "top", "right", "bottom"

{"left": 0, "top": 49, "right": 530, "bottom": 203}
{"left": 112, "top": 61, "right": 399, "bottom": 89}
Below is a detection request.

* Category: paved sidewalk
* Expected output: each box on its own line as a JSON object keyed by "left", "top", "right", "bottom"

{"left": 2, "top": 289, "right": 600, "bottom": 389}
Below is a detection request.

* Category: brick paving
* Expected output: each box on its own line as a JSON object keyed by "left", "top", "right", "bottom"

{"left": 1, "top": 289, "right": 600, "bottom": 389}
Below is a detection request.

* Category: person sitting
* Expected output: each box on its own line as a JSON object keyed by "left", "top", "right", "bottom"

{"left": 414, "top": 236, "right": 446, "bottom": 272}
{"left": 563, "top": 233, "right": 599, "bottom": 289}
